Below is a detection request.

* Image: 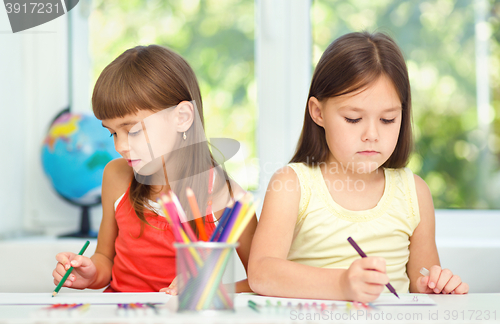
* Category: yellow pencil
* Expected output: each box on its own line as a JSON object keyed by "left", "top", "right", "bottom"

{"left": 228, "top": 200, "right": 259, "bottom": 243}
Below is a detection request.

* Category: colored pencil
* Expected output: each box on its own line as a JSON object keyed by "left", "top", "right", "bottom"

{"left": 248, "top": 300, "right": 260, "bottom": 312}
{"left": 52, "top": 240, "right": 90, "bottom": 297}
{"left": 209, "top": 203, "right": 234, "bottom": 242}
{"left": 217, "top": 200, "right": 244, "bottom": 242}
{"left": 186, "top": 187, "right": 209, "bottom": 241}
{"left": 169, "top": 191, "right": 197, "bottom": 242}
{"left": 157, "top": 187, "right": 258, "bottom": 311}
{"left": 159, "top": 193, "right": 183, "bottom": 229}
{"left": 158, "top": 195, "right": 204, "bottom": 267}
{"left": 227, "top": 200, "right": 258, "bottom": 243}
{"left": 194, "top": 201, "right": 253, "bottom": 308}
{"left": 195, "top": 247, "right": 232, "bottom": 310}
{"left": 158, "top": 194, "right": 232, "bottom": 309}
{"left": 196, "top": 198, "right": 258, "bottom": 309}
{"left": 347, "top": 236, "right": 400, "bottom": 299}
{"left": 157, "top": 195, "right": 184, "bottom": 243}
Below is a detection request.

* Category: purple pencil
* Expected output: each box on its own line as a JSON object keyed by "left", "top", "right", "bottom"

{"left": 217, "top": 201, "right": 243, "bottom": 242}
{"left": 347, "top": 237, "right": 400, "bottom": 299}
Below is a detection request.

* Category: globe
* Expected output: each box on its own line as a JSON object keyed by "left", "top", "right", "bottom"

{"left": 41, "top": 111, "right": 120, "bottom": 237}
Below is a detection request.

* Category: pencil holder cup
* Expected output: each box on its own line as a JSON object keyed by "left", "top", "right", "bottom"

{"left": 174, "top": 242, "right": 239, "bottom": 314}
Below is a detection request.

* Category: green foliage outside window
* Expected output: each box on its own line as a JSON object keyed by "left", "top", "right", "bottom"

{"left": 90, "top": 0, "right": 500, "bottom": 207}
{"left": 89, "top": 0, "right": 257, "bottom": 190}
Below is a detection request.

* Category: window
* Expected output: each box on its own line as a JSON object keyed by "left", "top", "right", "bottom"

{"left": 89, "top": 0, "right": 257, "bottom": 190}
{"left": 312, "top": 0, "right": 499, "bottom": 208}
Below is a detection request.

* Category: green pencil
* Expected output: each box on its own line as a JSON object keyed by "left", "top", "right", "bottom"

{"left": 248, "top": 300, "right": 260, "bottom": 313}
{"left": 52, "top": 240, "right": 90, "bottom": 297}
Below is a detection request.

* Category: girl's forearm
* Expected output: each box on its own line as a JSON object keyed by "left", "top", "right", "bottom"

{"left": 88, "top": 253, "right": 113, "bottom": 289}
{"left": 249, "top": 257, "right": 346, "bottom": 300}
{"left": 235, "top": 279, "right": 252, "bottom": 293}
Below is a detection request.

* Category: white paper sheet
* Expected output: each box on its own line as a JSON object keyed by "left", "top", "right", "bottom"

{"left": 236, "top": 293, "right": 436, "bottom": 307}
{"left": 0, "top": 292, "right": 171, "bottom": 305}
{"left": 0, "top": 292, "right": 435, "bottom": 307}
{"left": 371, "top": 293, "right": 436, "bottom": 306}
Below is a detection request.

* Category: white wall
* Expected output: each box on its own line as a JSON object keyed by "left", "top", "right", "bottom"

{"left": 0, "top": 4, "right": 100, "bottom": 238}
{"left": 0, "top": 237, "right": 100, "bottom": 293}
{"left": 0, "top": 10, "right": 25, "bottom": 237}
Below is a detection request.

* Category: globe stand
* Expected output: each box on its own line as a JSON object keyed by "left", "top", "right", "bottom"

{"left": 59, "top": 205, "right": 99, "bottom": 238}
{"left": 57, "top": 194, "right": 101, "bottom": 239}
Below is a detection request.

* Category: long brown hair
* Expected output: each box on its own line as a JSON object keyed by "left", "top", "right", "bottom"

{"left": 92, "top": 45, "right": 231, "bottom": 236}
{"left": 291, "top": 31, "right": 412, "bottom": 168}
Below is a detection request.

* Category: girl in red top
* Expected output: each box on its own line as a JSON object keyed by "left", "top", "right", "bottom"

{"left": 51, "top": 45, "right": 257, "bottom": 293}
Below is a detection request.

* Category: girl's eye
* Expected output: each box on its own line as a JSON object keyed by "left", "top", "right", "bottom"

{"left": 345, "top": 117, "right": 361, "bottom": 124}
{"left": 381, "top": 118, "right": 396, "bottom": 124}
{"left": 128, "top": 130, "right": 141, "bottom": 137}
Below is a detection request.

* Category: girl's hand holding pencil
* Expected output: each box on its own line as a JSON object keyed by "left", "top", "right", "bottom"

{"left": 53, "top": 252, "right": 97, "bottom": 290}
{"left": 340, "top": 257, "right": 389, "bottom": 303}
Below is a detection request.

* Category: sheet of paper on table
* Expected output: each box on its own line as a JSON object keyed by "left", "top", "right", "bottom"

{"left": 237, "top": 293, "right": 436, "bottom": 307}
{"left": 372, "top": 293, "right": 436, "bottom": 306}
{"left": 0, "top": 292, "right": 436, "bottom": 307}
{"left": 0, "top": 292, "right": 171, "bottom": 305}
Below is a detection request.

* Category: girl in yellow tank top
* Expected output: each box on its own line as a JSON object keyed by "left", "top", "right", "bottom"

{"left": 248, "top": 31, "right": 468, "bottom": 303}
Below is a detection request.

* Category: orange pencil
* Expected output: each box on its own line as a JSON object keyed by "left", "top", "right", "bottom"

{"left": 186, "top": 188, "right": 208, "bottom": 241}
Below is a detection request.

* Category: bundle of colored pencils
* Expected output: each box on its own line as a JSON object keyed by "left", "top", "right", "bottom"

{"left": 157, "top": 189, "right": 257, "bottom": 311}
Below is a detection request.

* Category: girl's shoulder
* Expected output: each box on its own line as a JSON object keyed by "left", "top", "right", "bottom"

{"left": 102, "top": 158, "right": 134, "bottom": 203}
{"left": 386, "top": 167, "right": 431, "bottom": 219}
{"left": 273, "top": 164, "right": 302, "bottom": 183}
{"left": 389, "top": 168, "right": 434, "bottom": 230}
{"left": 265, "top": 165, "right": 303, "bottom": 204}
{"left": 411, "top": 172, "right": 431, "bottom": 204}
{"left": 385, "top": 167, "right": 427, "bottom": 192}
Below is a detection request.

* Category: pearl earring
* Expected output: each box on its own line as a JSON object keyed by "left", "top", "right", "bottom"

{"left": 183, "top": 132, "right": 187, "bottom": 140}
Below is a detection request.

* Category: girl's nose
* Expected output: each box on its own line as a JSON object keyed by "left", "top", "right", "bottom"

{"left": 362, "top": 122, "right": 379, "bottom": 142}
{"left": 114, "top": 135, "right": 130, "bottom": 155}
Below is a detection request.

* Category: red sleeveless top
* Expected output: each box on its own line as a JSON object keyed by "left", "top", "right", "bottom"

{"left": 105, "top": 188, "right": 216, "bottom": 292}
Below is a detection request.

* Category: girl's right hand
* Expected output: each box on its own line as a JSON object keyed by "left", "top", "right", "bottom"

{"left": 341, "top": 257, "right": 389, "bottom": 303}
{"left": 52, "top": 252, "right": 97, "bottom": 289}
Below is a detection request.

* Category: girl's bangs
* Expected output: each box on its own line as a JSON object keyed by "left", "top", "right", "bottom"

{"left": 92, "top": 64, "right": 161, "bottom": 120}
{"left": 332, "top": 68, "right": 382, "bottom": 99}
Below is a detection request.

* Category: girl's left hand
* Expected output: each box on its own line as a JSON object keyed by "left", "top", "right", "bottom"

{"left": 159, "top": 276, "right": 178, "bottom": 295}
{"left": 416, "top": 265, "right": 469, "bottom": 294}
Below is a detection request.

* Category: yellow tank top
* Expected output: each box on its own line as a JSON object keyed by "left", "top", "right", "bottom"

{"left": 287, "top": 163, "right": 420, "bottom": 293}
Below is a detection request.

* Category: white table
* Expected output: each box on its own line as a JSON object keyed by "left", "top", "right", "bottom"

{"left": 0, "top": 293, "right": 499, "bottom": 323}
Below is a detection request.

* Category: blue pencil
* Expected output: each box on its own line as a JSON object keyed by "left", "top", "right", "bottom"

{"left": 209, "top": 202, "right": 237, "bottom": 242}
{"left": 217, "top": 201, "right": 243, "bottom": 242}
